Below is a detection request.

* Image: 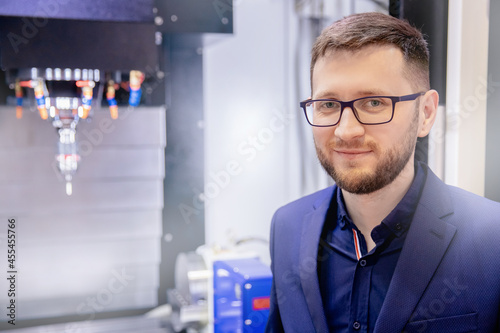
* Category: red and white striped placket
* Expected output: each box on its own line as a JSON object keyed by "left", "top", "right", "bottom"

{"left": 352, "top": 228, "right": 363, "bottom": 260}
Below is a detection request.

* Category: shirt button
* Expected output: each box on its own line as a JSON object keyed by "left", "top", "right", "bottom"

{"left": 395, "top": 223, "right": 402, "bottom": 230}
{"left": 359, "top": 259, "right": 367, "bottom": 267}
{"left": 353, "top": 321, "right": 361, "bottom": 330}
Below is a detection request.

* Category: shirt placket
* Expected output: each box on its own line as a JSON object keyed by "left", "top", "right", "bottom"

{"left": 349, "top": 228, "right": 373, "bottom": 333}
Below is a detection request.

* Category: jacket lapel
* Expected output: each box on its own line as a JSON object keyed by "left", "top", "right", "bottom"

{"left": 374, "top": 169, "right": 457, "bottom": 333}
{"left": 298, "top": 187, "right": 334, "bottom": 333}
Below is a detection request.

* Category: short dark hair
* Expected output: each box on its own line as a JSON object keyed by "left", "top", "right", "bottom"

{"left": 310, "top": 12, "right": 430, "bottom": 91}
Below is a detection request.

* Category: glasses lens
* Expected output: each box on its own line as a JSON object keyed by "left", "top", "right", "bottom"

{"left": 353, "top": 97, "right": 393, "bottom": 124}
{"left": 305, "top": 100, "right": 342, "bottom": 126}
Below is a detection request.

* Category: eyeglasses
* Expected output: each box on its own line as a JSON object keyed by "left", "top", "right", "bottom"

{"left": 300, "top": 92, "right": 425, "bottom": 127}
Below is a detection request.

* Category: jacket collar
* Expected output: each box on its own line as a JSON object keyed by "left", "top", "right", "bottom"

{"left": 299, "top": 187, "right": 334, "bottom": 333}
{"left": 374, "top": 168, "right": 456, "bottom": 333}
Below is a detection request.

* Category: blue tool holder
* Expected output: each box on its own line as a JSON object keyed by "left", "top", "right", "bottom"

{"left": 213, "top": 258, "right": 272, "bottom": 333}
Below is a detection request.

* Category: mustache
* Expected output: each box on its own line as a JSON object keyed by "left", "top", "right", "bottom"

{"left": 326, "top": 139, "right": 379, "bottom": 151}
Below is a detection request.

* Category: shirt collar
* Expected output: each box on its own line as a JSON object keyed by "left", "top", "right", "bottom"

{"left": 335, "top": 161, "right": 428, "bottom": 237}
{"left": 336, "top": 188, "right": 351, "bottom": 230}
{"left": 380, "top": 161, "right": 427, "bottom": 237}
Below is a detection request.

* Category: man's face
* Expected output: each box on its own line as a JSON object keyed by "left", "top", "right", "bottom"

{"left": 311, "top": 45, "right": 424, "bottom": 194}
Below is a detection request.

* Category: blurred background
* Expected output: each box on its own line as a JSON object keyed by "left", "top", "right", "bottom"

{"left": 0, "top": 0, "right": 498, "bottom": 332}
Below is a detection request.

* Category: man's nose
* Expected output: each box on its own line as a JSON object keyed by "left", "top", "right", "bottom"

{"left": 334, "top": 107, "right": 365, "bottom": 140}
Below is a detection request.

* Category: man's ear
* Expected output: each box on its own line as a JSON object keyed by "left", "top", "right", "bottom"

{"left": 417, "top": 89, "right": 439, "bottom": 138}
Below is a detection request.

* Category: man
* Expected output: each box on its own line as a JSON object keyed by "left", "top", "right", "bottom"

{"left": 266, "top": 12, "right": 500, "bottom": 333}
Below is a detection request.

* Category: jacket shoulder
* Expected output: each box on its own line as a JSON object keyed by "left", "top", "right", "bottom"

{"left": 419, "top": 165, "right": 500, "bottom": 224}
{"left": 447, "top": 185, "right": 500, "bottom": 211}
{"left": 445, "top": 185, "right": 500, "bottom": 230}
{"left": 273, "top": 186, "right": 335, "bottom": 220}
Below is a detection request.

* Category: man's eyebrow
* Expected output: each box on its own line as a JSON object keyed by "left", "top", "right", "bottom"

{"left": 312, "top": 91, "right": 339, "bottom": 99}
{"left": 356, "top": 89, "right": 389, "bottom": 96}
{"left": 313, "top": 89, "right": 390, "bottom": 100}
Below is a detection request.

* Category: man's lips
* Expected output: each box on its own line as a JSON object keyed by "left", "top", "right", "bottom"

{"left": 333, "top": 149, "right": 372, "bottom": 159}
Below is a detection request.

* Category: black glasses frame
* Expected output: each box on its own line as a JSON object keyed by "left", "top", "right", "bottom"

{"left": 299, "top": 92, "right": 425, "bottom": 127}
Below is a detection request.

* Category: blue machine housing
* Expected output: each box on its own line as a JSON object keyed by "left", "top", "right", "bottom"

{"left": 213, "top": 258, "right": 272, "bottom": 333}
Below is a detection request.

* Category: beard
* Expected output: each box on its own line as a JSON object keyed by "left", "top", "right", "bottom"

{"left": 315, "top": 111, "right": 419, "bottom": 195}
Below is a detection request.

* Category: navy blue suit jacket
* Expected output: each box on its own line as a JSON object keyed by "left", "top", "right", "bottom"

{"left": 266, "top": 166, "right": 500, "bottom": 332}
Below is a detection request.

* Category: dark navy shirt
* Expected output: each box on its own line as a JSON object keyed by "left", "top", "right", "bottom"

{"left": 318, "top": 163, "right": 427, "bottom": 332}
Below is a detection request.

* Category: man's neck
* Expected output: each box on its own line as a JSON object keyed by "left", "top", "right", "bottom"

{"left": 341, "top": 161, "right": 416, "bottom": 252}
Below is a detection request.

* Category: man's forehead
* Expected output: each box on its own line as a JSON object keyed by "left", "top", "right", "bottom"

{"left": 312, "top": 44, "right": 406, "bottom": 82}
{"left": 311, "top": 45, "right": 409, "bottom": 96}
{"left": 319, "top": 44, "right": 404, "bottom": 62}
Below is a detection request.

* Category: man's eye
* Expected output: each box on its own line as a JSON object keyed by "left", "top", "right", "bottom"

{"left": 360, "top": 98, "right": 388, "bottom": 110}
{"left": 318, "top": 101, "right": 339, "bottom": 109}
